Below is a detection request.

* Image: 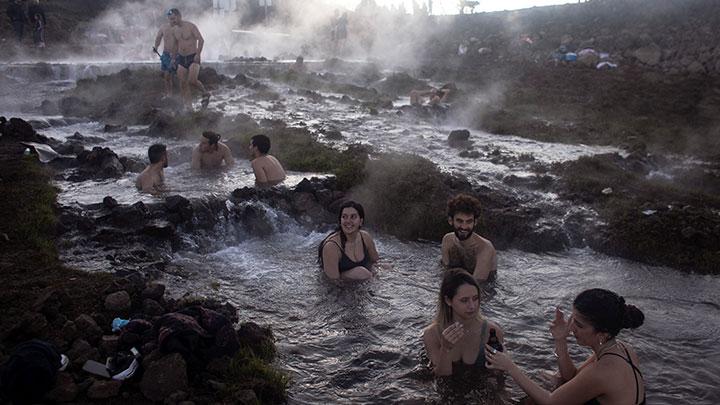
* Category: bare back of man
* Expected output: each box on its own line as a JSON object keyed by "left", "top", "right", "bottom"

{"left": 191, "top": 142, "right": 234, "bottom": 170}
{"left": 136, "top": 166, "right": 165, "bottom": 194}
{"left": 251, "top": 155, "right": 286, "bottom": 187}
{"left": 441, "top": 232, "right": 497, "bottom": 281}
{"left": 170, "top": 11, "right": 208, "bottom": 109}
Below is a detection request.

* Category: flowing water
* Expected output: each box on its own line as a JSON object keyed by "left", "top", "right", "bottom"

{"left": 1, "top": 61, "right": 718, "bottom": 404}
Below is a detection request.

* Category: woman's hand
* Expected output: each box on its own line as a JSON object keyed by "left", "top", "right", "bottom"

{"left": 441, "top": 322, "right": 465, "bottom": 351}
{"left": 549, "top": 307, "right": 571, "bottom": 341}
{"left": 485, "top": 344, "right": 514, "bottom": 371}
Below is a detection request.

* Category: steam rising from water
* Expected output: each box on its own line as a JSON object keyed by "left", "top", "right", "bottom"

{"left": 81, "top": 0, "right": 449, "bottom": 68}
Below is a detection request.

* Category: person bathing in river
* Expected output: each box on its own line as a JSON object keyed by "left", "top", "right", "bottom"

{"left": 191, "top": 131, "right": 234, "bottom": 170}
{"left": 136, "top": 143, "right": 168, "bottom": 194}
{"left": 317, "top": 200, "right": 382, "bottom": 281}
{"left": 423, "top": 269, "right": 505, "bottom": 376}
{"left": 486, "top": 288, "right": 646, "bottom": 405}
{"left": 167, "top": 8, "right": 210, "bottom": 110}
{"left": 410, "top": 83, "right": 455, "bottom": 106}
{"left": 249, "top": 134, "right": 286, "bottom": 187}
{"left": 441, "top": 194, "right": 497, "bottom": 282}
{"left": 153, "top": 9, "right": 178, "bottom": 98}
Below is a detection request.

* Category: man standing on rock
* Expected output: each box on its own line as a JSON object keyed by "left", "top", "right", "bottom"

{"left": 191, "top": 131, "right": 234, "bottom": 170}
{"left": 441, "top": 193, "right": 497, "bottom": 281}
{"left": 249, "top": 134, "right": 286, "bottom": 187}
{"left": 167, "top": 8, "right": 210, "bottom": 110}
{"left": 136, "top": 144, "right": 168, "bottom": 194}
{"left": 153, "top": 9, "right": 178, "bottom": 98}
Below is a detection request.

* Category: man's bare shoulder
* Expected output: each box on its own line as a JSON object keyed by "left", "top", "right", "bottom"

{"left": 441, "top": 232, "right": 456, "bottom": 244}
{"left": 469, "top": 233, "right": 495, "bottom": 251}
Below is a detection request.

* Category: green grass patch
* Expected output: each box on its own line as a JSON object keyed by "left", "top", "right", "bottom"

{"left": 222, "top": 346, "right": 289, "bottom": 404}
{"left": 0, "top": 157, "right": 58, "bottom": 262}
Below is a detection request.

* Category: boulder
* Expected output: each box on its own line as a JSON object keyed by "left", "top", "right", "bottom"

{"left": 87, "top": 380, "right": 122, "bottom": 399}
{"left": 74, "top": 314, "right": 102, "bottom": 342}
{"left": 448, "top": 129, "right": 471, "bottom": 147}
{"left": 141, "top": 282, "right": 166, "bottom": 301}
{"left": 104, "top": 124, "right": 128, "bottom": 133}
{"left": 104, "top": 290, "right": 132, "bottom": 313}
{"left": 140, "top": 353, "right": 189, "bottom": 402}
{"left": 45, "top": 373, "right": 79, "bottom": 403}
{"left": 142, "top": 299, "right": 165, "bottom": 316}
{"left": 633, "top": 44, "right": 662, "bottom": 65}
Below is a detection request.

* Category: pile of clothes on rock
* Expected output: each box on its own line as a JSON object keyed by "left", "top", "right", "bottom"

{"left": 0, "top": 305, "right": 239, "bottom": 403}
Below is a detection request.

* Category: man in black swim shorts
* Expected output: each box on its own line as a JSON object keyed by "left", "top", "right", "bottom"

{"left": 168, "top": 8, "right": 210, "bottom": 110}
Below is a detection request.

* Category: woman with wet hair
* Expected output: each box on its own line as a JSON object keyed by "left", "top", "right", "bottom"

{"left": 486, "top": 288, "right": 646, "bottom": 405}
{"left": 317, "top": 200, "right": 381, "bottom": 280}
{"left": 423, "top": 269, "right": 504, "bottom": 376}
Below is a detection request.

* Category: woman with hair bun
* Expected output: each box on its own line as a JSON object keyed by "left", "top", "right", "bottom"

{"left": 486, "top": 288, "right": 646, "bottom": 405}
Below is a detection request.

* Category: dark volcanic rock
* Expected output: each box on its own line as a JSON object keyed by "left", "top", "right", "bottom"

{"left": 75, "top": 147, "right": 125, "bottom": 179}
{"left": 104, "top": 124, "right": 128, "bottom": 133}
{"left": 45, "top": 373, "right": 79, "bottom": 402}
{"left": 140, "top": 353, "right": 189, "bottom": 402}
{"left": 104, "top": 290, "right": 132, "bottom": 313}
{"left": 87, "top": 380, "right": 122, "bottom": 399}
{"left": 448, "top": 129, "right": 471, "bottom": 147}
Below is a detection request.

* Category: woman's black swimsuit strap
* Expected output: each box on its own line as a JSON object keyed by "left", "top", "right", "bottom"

{"left": 328, "top": 235, "right": 371, "bottom": 273}
{"left": 586, "top": 344, "right": 646, "bottom": 405}
{"left": 451, "top": 319, "right": 489, "bottom": 370}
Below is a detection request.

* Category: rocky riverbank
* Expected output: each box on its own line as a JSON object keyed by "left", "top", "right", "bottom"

{"left": 0, "top": 119, "right": 286, "bottom": 404}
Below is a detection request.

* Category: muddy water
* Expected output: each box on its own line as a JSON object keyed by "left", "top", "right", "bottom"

{"left": 2, "top": 62, "right": 719, "bottom": 404}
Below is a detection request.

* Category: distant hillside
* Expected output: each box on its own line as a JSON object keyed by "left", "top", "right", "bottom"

{"left": 423, "top": 0, "right": 720, "bottom": 76}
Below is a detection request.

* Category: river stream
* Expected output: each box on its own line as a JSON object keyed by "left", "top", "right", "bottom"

{"left": 1, "top": 61, "right": 718, "bottom": 404}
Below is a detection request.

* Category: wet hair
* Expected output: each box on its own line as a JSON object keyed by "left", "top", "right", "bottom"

{"left": 148, "top": 143, "right": 167, "bottom": 164}
{"left": 435, "top": 269, "right": 481, "bottom": 329}
{"left": 573, "top": 288, "right": 645, "bottom": 337}
{"left": 251, "top": 134, "right": 271, "bottom": 154}
{"left": 167, "top": 8, "right": 180, "bottom": 17}
{"left": 447, "top": 193, "right": 482, "bottom": 220}
{"left": 202, "top": 131, "right": 221, "bottom": 146}
{"left": 295, "top": 56, "right": 304, "bottom": 64}
{"left": 317, "top": 200, "right": 365, "bottom": 267}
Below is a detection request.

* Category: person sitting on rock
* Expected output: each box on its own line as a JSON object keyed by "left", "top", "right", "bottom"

{"left": 410, "top": 83, "right": 455, "bottom": 106}
{"left": 441, "top": 193, "right": 497, "bottom": 282}
{"left": 317, "top": 200, "right": 382, "bottom": 281}
{"left": 248, "top": 134, "right": 286, "bottom": 187}
{"left": 191, "top": 131, "right": 234, "bottom": 170}
{"left": 136, "top": 143, "right": 168, "bottom": 194}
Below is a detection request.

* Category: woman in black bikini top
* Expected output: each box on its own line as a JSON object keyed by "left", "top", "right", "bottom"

{"left": 423, "top": 269, "right": 505, "bottom": 377}
{"left": 486, "top": 288, "right": 646, "bottom": 405}
{"left": 318, "top": 201, "right": 380, "bottom": 281}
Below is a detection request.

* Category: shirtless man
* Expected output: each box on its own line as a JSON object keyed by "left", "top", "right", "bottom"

{"left": 153, "top": 9, "right": 178, "bottom": 97}
{"left": 409, "top": 83, "right": 454, "bottom": 106}
{"left": 168, "top": 8, "right": 209, "bottom": 109}
{"left": 249, "top": 134, "right": 286, "bottom": 187}
{"left": 441, "top": 193, "right": 497, "bottom": 281}
{"left": 136, "top": 144, "right": 168, "bottom": 194}
{"left": 191, "top": 131, "right": 234, "bottom": 170}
